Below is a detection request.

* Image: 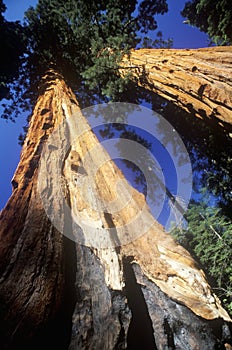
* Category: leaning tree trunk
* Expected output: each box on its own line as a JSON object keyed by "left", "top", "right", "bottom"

{"left": 123, "top": 46, "right": 232, "bottom": 132}
{"left": 0, "top": 68, "right": 231, "bottom": 350}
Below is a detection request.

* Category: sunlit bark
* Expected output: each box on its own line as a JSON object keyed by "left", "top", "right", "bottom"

{"left": 0, "top": 68, "right": 231, "bottom": 349}
{"left": 124, "top": 47, "right": 232, "bottom": 130}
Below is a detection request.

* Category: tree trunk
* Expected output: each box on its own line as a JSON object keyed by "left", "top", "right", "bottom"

{"left": 0, "top": 70, "right": 77, "bottom": 349}
{"left": 123, "top": 47, "right": 232, "bottom": 132}
{"left": 0, "top": 69, "right": 231, "bottom": 350}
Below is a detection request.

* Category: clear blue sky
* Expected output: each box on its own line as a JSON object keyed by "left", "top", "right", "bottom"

{"left": 0, "top": 0, "right": 209, "bottom": 210}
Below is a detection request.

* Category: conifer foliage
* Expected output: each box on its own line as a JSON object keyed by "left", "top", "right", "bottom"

{"left": 181, "top": 0, "right": 232, "bottom": 45}
{"left": 172, "top": 202, "right": 232, "bottom": 316}
{"left": 23, "top": 0, "right": 168, "bottom": 101}
{"left": 0, "top": 0, "right": 25, "bottom": 103}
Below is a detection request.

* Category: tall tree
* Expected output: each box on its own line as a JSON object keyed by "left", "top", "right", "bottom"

{"left": 1, "top": 67, "right": 231, "bottom": 350}
{"left": 0, "top": 0, "right": 231, "bottom": 349}
{"left": 124, "top": 47, "right": 232, "bottom": 215}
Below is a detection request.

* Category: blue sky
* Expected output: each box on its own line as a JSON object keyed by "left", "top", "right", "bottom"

{"left": 0, "top": 0, "right": 209, "bottom": 210}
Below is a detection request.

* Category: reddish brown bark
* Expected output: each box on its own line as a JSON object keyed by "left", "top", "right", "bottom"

{"left": 0, "top": 62, "right": 231, "bottom": 350}
{"left": 123, "top": 47, "right": 232, "bottom": 130}
{"left": 0, "top": 70, "right": 77, "bottom": 348}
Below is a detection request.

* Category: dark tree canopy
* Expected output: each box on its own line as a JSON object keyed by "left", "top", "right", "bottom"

{"left": 0, "top": 0, "right": 169, "bottom": 120}
{"left": 181, "top": 0, "right": 232, "bottom": 45}
{"left": 23, "top": 0, "right": 168, "bottom": 102}
{"left": 0, "top": 0, "right": 25, "bottom": 102}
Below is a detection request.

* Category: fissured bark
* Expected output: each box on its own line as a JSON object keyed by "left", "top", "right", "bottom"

{"left": 123, "top": 47, "right": 232, "bottom": 130}
{"left": 0, "top": 67, "right": 231, "bottom": 350}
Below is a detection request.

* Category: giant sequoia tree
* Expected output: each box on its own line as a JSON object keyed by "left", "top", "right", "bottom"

{"left": 125, "top": 47, "right": 232, "bottom": 214}
{"left": 0, "top": 1, "right": 232, "bottom": 349}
